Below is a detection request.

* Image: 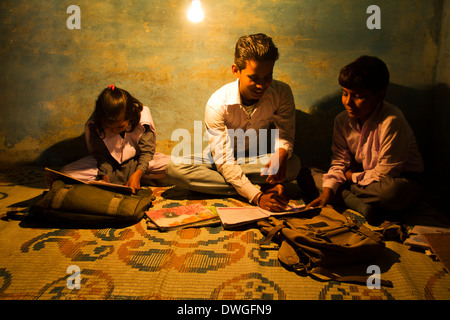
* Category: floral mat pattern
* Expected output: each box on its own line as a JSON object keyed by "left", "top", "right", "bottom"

{"left": 0, "top": 166, "right": 449, "bottom": 300}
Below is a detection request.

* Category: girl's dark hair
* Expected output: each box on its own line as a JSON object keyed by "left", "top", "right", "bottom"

{"left": 93, "top": 86, "right": 143, "bottom": 138}
{"left": 338, "top": 56, "right": 390, "bottom": 92}
{"left": 234, "top": 33, "right": 279, "bottom": 70}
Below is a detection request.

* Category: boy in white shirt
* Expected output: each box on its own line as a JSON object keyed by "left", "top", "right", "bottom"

{"left": 166, "top": 34, "right": 301, "bottom": 212}
{"left": 306, "top": 56, "right": 424, "bottom": 225}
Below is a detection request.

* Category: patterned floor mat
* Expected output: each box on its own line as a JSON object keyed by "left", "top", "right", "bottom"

{"left": 1, "top": 166, "right": 449, "bottom": 300}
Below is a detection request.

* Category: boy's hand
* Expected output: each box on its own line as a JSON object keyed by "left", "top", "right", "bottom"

{"left": 253, "top": 184, "right": 289, "bottom": 212}
{"left": 261, "top": 148, "right": 289, "bottom": 184}
{"left": 306, "top": 187, "right": 333, "bottom": 209}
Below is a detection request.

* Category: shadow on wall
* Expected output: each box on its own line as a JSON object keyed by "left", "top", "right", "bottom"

{"left": 429, "top": 83, "right": 450, "bottom": 215}
{"left": 293, "top": 83, "right": 438, "bottom": 178}
{"left": 34, "top": 134, "right": 88, "bottom": 168}
{"left": 386, "top": 83, "right": 434, "bottom": 165}
{"left": 430, "top": 83, "right": 450, "bottom": 182}
{"left": 293, "top": 92, "right": 341, "bottom": 171}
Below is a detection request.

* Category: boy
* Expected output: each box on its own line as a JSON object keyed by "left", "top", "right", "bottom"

{"left": 306, "top": 56, "right": 424, "bottom": 225}
{"left": 166, "top": 33, "right": 301, "bottom": 212}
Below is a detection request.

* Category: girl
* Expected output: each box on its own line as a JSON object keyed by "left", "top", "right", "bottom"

{"left": 61, "top": 85, "right": 170, "bottom": 193}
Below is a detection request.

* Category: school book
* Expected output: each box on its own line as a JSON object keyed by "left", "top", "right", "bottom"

{"left": 145, "top": 203, "right": 220, "bottom": 231}
{"left": 422, "top": 232, "right": 450, "bottom": 272}
{"left": 217, "top": 204, "right": 318, "bottom": 228}
{"left": 404, "top": 225, "right": 450, "bottom": 249}
{"left": 44, "top": 167, "right": 134, "bottom": 194}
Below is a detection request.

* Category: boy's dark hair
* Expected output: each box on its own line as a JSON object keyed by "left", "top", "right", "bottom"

{"left": 234, "top": 33, "right": 279, "bottom": 70}
{"left": 94, "top": 86, "right": 143, "bottom": 138}
{"left": 338, "top": 56, "right": 390, "bottom": 92}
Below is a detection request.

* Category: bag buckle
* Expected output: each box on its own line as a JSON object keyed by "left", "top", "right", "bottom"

{"left": 291, "top": 263, "right": 307, "bottom": 273}
{"left": 49, "top": 185, "right": 73, "bottom": 209}
{"left": 107, "top": 194, "right": 124, "bottom": 215}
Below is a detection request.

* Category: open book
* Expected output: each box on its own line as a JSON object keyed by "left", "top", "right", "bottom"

{"left": 146, "top": 203, "right": 220, "bottom": 231}
{"left": 44, "top": 167, "right": 134, "bottom": 194}
{"left": 217, "top": 204, "right": 319, "bottom": 228}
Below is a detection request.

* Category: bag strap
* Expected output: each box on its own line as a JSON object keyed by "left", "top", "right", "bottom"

{"left": 49, "top": 185, "right": 73, "bottom": 209}
{"left": 107, "top": 194, "right": 124, "bottom": 216}
{"left": 346, "top": 222, "right": 384, "bottom": 243}
{"left": 377, "top": 221, "right": 407, "bottom": 242}
{"left": 260, "top": 220, "right": 286, "bottom": 245}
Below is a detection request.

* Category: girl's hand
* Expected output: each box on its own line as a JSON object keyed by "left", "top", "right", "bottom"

{"left": 99, "top": 175, "right": 111, "bottom": 183}
{"left": 125, "top": 169, "right": 144, "bottom": 194}
{"left": 344, "top": 169, "right": 354, "bottom": 182}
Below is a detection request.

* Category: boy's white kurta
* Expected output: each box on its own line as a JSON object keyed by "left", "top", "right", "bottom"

{"left": 204, "top": 79, "right": 296, "bottom": 201}
{"left": 166, "top": 78, "right": 300, "bottom": 203}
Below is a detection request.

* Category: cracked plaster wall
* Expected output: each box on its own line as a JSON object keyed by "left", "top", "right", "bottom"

{"left": 0, "top": 0, "right": 448, "bottom": 176}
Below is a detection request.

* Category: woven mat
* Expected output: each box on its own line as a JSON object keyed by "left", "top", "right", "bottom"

{"left": 1, "top": 167, "right": 449, "bottom": 300}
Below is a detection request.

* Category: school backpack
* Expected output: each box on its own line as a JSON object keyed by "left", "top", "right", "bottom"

{"left": 257, "top": 206, "right": 393, "bottom": 287}
{"left": 30, "top": 180, "right": 155, "bottom": 227}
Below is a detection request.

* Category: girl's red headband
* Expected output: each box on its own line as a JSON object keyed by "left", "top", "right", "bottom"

{"left": 108, "top": 84, "right": 115, "bottom": 91}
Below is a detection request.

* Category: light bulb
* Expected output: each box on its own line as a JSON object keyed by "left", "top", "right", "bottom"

{"left": 187, "top": 0, "right": 204, "bottom": 23}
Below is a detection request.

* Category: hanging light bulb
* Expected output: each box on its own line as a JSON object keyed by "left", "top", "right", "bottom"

{"left": 187, "top": 0, "right": 204, "bottom": 23}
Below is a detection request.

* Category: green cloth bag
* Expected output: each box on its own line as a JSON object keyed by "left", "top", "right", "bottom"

{"left": 31, "top": 180, "right": 155, "bottom": 227}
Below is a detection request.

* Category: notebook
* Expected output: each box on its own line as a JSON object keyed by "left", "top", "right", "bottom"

{"left": 44, "top": 167, "right": 134, "bottom": 194}
{"left": 217, "top": 204, "right": 318, "bottom": 228}
{"left": 146, "top": 203, "right": 220, "bottom": 231}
